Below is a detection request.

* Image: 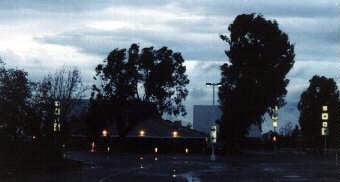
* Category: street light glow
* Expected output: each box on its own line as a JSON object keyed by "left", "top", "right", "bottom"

{"left": 172, "top": 131, "right": 178, "bottom": 138}
{"left": 139, "top": 130, "right": 145, "bottom": 136}
{"left": 102, "top": 129, "right": 108, "bottom": 137}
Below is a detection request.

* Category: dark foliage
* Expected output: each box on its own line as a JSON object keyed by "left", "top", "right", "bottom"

{"left": 218, "top": 14, "right": 295, "bottom": 153}
{"left": 298, "top": 75, "right": 339, "bottom": 148}
{"left": 88, "top": 43, "right": 189, "bottom": 137}
{"left": 0, "top": 61, "right": 32, "bottom": 136}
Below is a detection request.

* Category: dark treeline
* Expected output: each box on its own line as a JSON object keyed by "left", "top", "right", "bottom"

{"left": 0, "top": 13, "right": 338, "bottom": 162}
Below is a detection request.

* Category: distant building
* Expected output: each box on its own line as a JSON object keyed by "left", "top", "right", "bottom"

{"left": 109, "top": 118, "right": 207, "bottom": 138}
{"left": 193, "top": 105, "right": 222, "bottom": 134}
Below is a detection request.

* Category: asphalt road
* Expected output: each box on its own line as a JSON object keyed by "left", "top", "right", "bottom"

{"left": 2, "top": 150, "right": 338, "bottom": 182}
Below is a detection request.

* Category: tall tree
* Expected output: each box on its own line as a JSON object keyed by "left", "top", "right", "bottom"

{"left": 0, "top": 61, "right": 31, "bottom": 136}
{"left": 89, "top": 43, "right": 189, "bottom": 137}
{"left": 298, "top": 75, "right": 339, "bottom": 148}
{"left": 218, "top": 14, "right": 295, "bottom": 153}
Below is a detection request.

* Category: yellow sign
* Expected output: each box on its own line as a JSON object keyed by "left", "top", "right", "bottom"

{"left": 321, "top": 113, "right": 328, "bottom": 120}
{"left": 273, "top": 121, "right": 278, "bottom": 127}
{"left": 322, "top": 122, "right": 328, "bottom": 127}
{"left": 322, "top": 105, "right": 328, "bottom": 111}
{"left": 321, "top": 127, "right": 328, "bottom": 136}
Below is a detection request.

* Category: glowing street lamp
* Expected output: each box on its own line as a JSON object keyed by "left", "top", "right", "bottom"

{"left": 102, "top": 129, "right": 108, "bottom": 137}
{"left": 272, "top": 136, "right": 277, "bottom": 142}
{"left": 154, "top": 147, "right": 158, "bottom": 153}
{"left": 172, "top": 131, "right": 178, "bottom": 138}
{"left": 139, "top": 130, "right": 145, "bottom": 137}
{"left": 206, "top": 82, "right": 222, "bottom": 105}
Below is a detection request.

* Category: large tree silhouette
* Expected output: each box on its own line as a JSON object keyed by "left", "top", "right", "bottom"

{"left": 218, "top": 14, "right": 295, "bottom": 153}
{"left": 298, "top": 75, "right": 339, "bottom": 148}
{"left": 0, "top": 60, "right": 34, "bottom": 137}
{"left": 88, "top": 43, "right": 189, "bottom": 137}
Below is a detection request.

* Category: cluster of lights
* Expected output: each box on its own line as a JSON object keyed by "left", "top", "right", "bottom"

{"left": 271, "top": 106, "right": 278, "bottom": 143}
{"left": 138, "top": 130, "right": 180, "bottom": 138}
{"left": 321, "top": 105, "right": 329, "bottom": 136}
{"left": 53, "top": 100, "right": 61, "bottom": 132}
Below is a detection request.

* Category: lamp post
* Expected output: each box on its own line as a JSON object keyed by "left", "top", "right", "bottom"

{"left": 206, "top": 82, "right": 222, "bottom": 105}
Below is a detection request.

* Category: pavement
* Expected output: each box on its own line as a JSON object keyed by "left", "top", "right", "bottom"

{"left": 1, "top": 150, "right": 338, "bottom": 182}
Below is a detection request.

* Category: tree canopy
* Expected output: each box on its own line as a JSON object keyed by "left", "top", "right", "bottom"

{"left": 218, "top": 13, "right": 295, "bottom": 152}
{"left": 0, "top": 61, "right": 32, "bottom": 136}
{"left": 298, "top": 75, "right": 339, "bottom": 148}
{"left": 88, "top": 43, "right": 189, "bottom": 137}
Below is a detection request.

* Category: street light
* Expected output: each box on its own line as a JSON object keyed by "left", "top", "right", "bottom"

{"left": 206, "top": 82, "right": 222, "bottom": 105}
{"left": 139, "top": 130, "right": 145, "bottom": 137}
{"left": 102, "top": 129, "right": 108, "bottom": 137}
{"left": 172, "top": 131, "right": 178, "bottom": 138}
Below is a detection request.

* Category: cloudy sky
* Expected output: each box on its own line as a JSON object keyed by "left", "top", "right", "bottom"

{"left": 0, "top": 0, "right": 338, "bottom": 132}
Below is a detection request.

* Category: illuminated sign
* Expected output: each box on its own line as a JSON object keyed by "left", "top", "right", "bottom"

{"left": 210, "top": 125, "right": 217, "bottom": 143}
{"left": 322, "top": 105, "right": 328, "bottom": 111}
{"left": 273, "top": 121, "right": 278, "bottom": 127}
{"left": 321, "top": 127, "right": 329, "bottom": 136}
{"left": 322, "top": 122, "right": 328, "bottom": 127}
{"left": 321, "top": 113, "right": 328, "bottom": 120}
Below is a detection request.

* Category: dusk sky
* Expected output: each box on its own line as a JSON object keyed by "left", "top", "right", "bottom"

{"left": 0, "top": 0, "right": 338, "bottom": 132}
